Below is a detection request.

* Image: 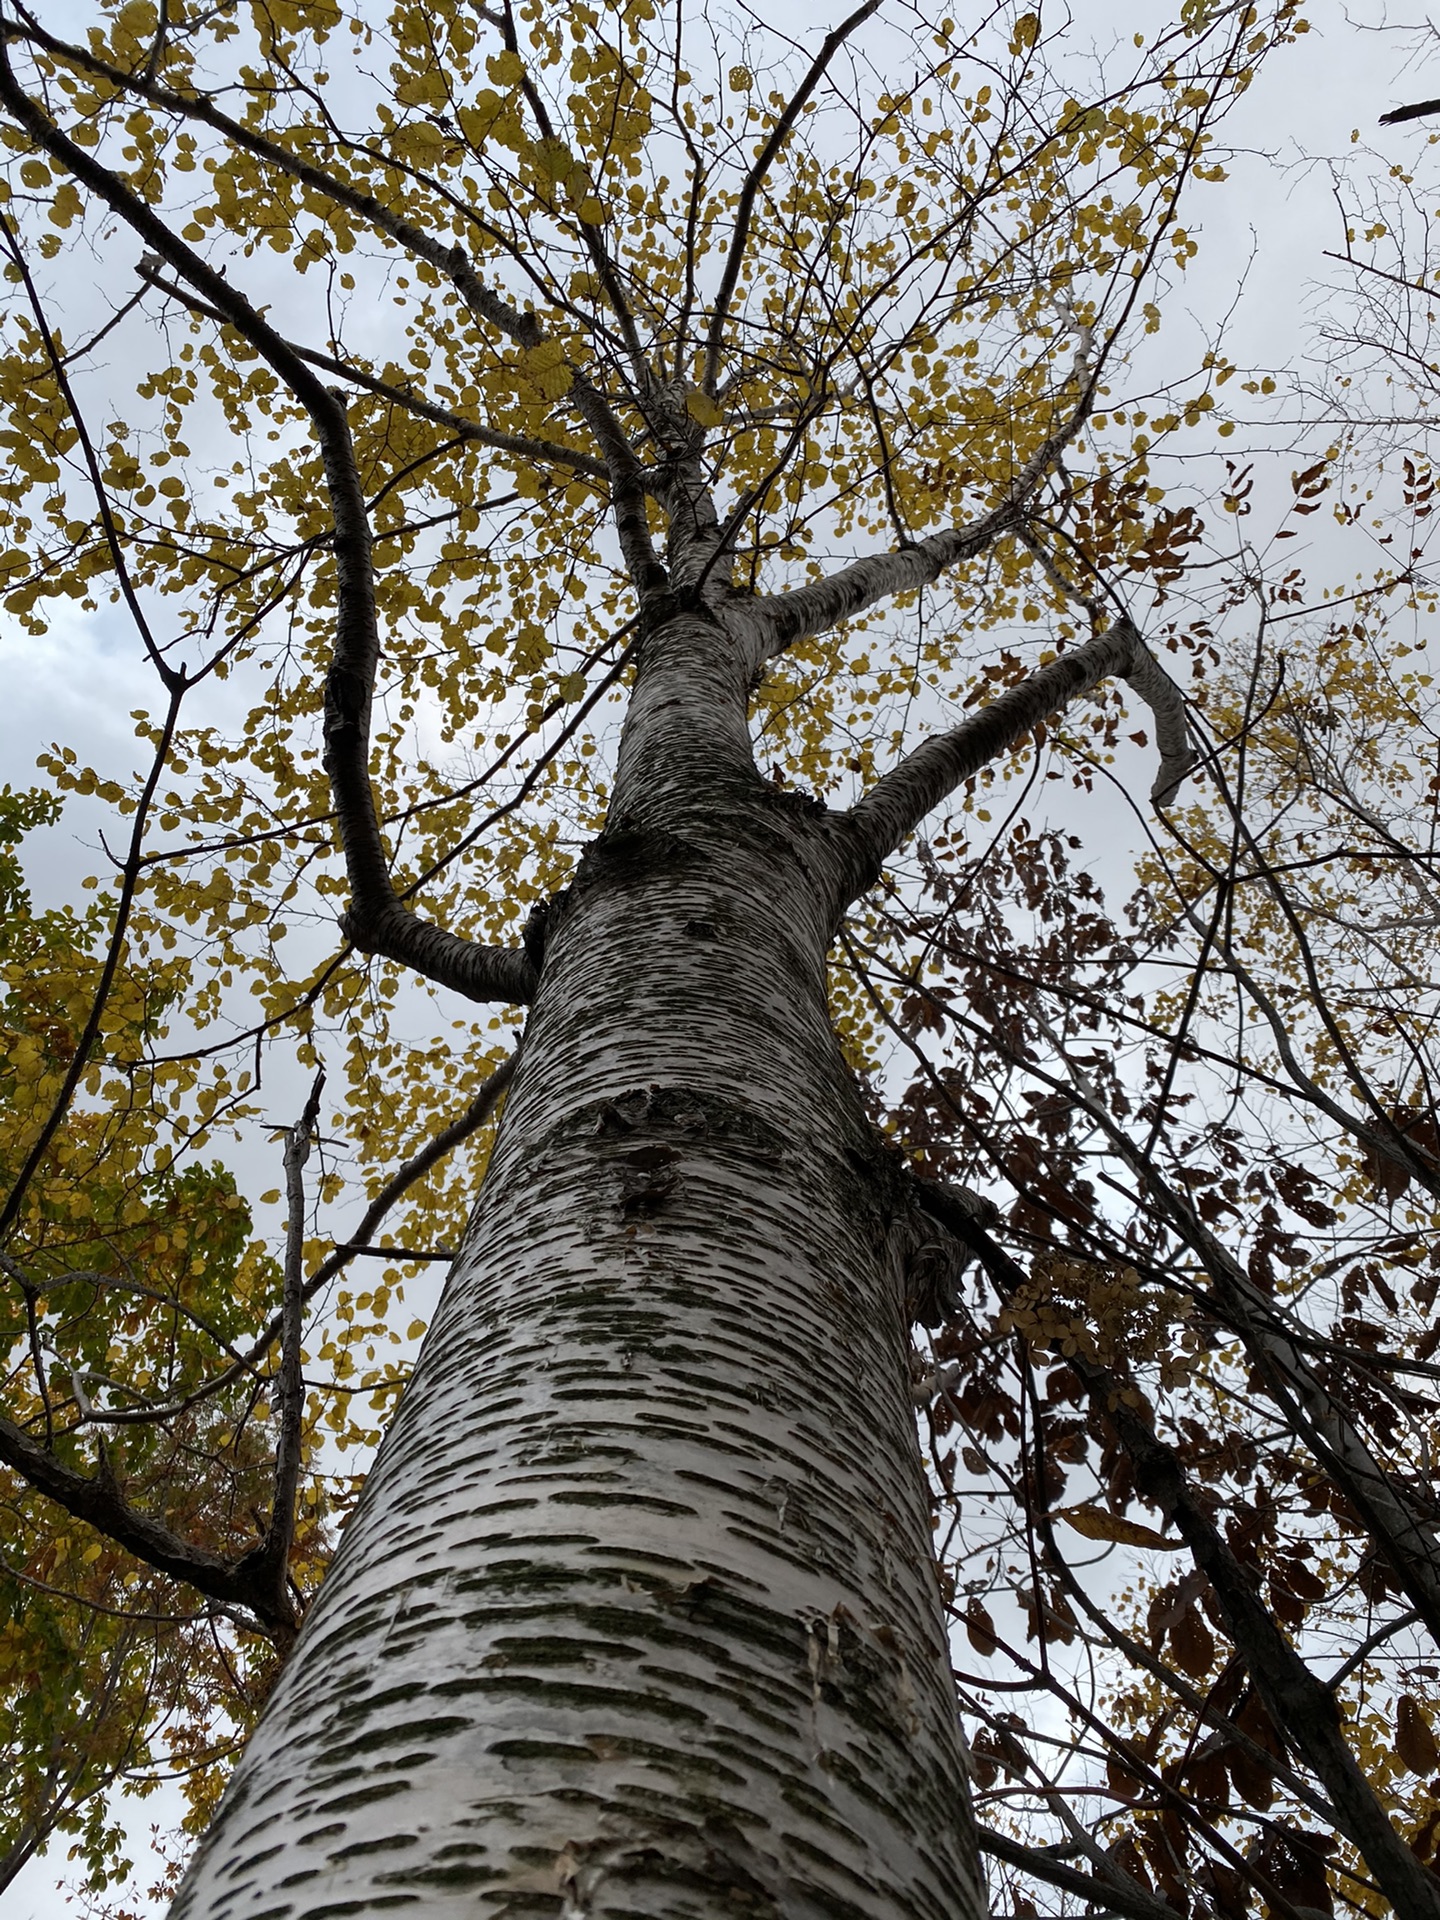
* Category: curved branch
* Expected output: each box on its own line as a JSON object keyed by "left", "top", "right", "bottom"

{"left": 0, "top": 48, "right": 533, "bottom": 1007}
{"left": 830, "top": 619, "right": 1193, "bottom": 914}
{"left": 0, "top": 1410, "right": 291, "bottom": 1635}
{"left": 3, "top": 16, "right": 534, "bottom": 345}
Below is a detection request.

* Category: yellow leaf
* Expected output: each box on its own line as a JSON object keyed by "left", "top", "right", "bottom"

{"left": 1059, "top": 1505, "right": 1183, "bottom": 1550}
{"left": 686, "top": 388, "right": 725, "bottom": 428}
{"left": 486, "top": 49, "right": 525, "bottom": 88}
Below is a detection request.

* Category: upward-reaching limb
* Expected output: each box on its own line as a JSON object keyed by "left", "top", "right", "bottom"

{"left": 740, "top": 318, "right": 1099, "bottom": 676}
{"left": 699, "top": 0, "right": 881, "bottom": 398}
{"left": 823, "top": 617, "right": 1195, "bottom": 922}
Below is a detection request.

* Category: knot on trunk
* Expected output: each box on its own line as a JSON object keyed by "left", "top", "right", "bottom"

{"left": 847, "top": 1132, "right": 999, "bottom": 1328}
{"left": 894, "top": 1176, "right": 999, "bottom": 1327}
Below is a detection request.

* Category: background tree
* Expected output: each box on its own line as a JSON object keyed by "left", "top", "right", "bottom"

{"left": 882, "top": 145, "right": 1440, "bottom": 1912}
{"left": 9, "top": 1, "right": 1437, "bottom": 1917}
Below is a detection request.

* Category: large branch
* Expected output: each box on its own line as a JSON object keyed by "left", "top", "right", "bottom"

{"left": 828, "top": 619, "right": 1193, "bottom": 914}
{"left": 752, "top": 487, "right": 1023, "bottom": 672}
{"left": 749, "top": 314, "right": 1099, "bottom": 668}
{"left": 0, "top": 1410, "right": 293, "bottom": 1635}
{"left": 0, "top": 50, "right": 533, "bottom": 1006}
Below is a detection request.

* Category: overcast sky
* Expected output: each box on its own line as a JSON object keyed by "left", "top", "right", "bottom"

{"left": 6, "top": 4, "right": 1440, "bottom": 1914}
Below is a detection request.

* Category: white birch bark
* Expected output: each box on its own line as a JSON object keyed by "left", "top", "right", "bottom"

{"left": 168, "top": 615, "right": 986, "bottom": 1920}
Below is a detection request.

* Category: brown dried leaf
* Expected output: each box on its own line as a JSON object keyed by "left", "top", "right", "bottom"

{"left": 1170, "top": 1607, "right": 1215, "bottom": 1678}
{"left": 965, "top": 1600, "right": 999, "bottom": 1657}
{"left": 1399, "top": 1695, "right": 1440, "bottom": 1776}
{"left": 1229, "top": 1746, "right": 1274, "bottom": 1811}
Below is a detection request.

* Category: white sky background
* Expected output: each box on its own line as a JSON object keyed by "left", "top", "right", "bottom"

{"left": 6, "top": 1, "right": 1440, "bottom": 1913}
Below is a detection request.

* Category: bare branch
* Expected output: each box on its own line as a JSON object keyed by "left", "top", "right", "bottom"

{"left": 247, "top": 1070, "right": 326, "bottom": 1618}
{"left": 700, "top": 0, "right": 880, "bottom": 396}
{"left": 980, "top": 1817, "right": 1183, "bottom": 1920}
{"left": 1380, "top": 98, "right": 1440, "bottom": 126}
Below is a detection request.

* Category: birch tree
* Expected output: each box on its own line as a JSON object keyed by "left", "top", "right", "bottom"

{"left": 0, "top": 1, "right": 1329, "bottom": 1914}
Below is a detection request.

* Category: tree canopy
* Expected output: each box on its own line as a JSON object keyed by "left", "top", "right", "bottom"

{"left": 10, "top": 0, "right": 1440, "bottom": 1915}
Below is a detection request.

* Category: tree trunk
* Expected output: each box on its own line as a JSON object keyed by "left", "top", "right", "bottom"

{"left": 169, "top": 621, "right": 985, "bottom": 1920}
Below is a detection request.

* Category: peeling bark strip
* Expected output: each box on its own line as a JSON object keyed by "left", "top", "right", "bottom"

{"left": 169, "top": 799, "right": 984, "bottom": 1920}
